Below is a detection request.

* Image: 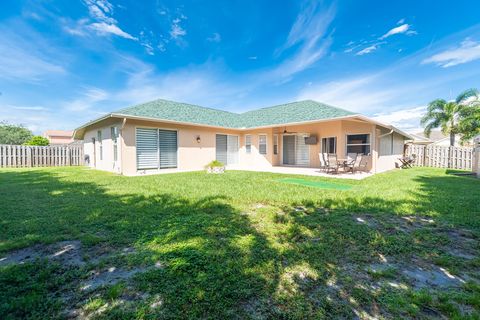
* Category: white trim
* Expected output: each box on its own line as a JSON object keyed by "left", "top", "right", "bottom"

{"left": 75, "top": 112, "right": 413, "bottom": 140}
{"left": 345, "top": 133, "right": 371, "bottom": 155}
{"left": 258, "top": 133, "right": 268, "bottom": 155}
{"left": 245, "top": 134, "right": 252, "bottom": 154}
{"left": 321, "top": 136, "right": 337, "bottom": 154}
{"left": 273, "top": 134, "right": 279, "bottom": 155}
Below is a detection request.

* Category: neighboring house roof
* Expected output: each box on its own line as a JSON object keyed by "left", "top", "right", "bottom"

{"left": 44, "top": 130, "right": 74, "bottom": 137}
{"left": 408, "top": 133, "right": 433, "bottom": 144}
{"left": 74, "top": 98, "right": 412, "bottom": 139}
{"left": 113, "top": 99, "right": 355, "bottom": 129}
{"left": 413, "top": 131, "right": 446, "bottom": 142}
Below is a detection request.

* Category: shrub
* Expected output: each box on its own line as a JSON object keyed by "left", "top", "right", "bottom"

{"left": 205, "top": 160, "right": 224, "bottom": 169}
{"left": 23, "top": 136, "right": 49, "bottom": 146}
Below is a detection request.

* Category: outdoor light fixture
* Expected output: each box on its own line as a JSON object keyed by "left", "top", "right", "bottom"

{"left": 196, "top": 135, "right": 201, "bottom": 143}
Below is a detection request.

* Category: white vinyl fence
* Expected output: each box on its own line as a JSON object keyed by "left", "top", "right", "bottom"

{"left": 0, "top": 145, "right": 84, "bottom": 168}
{"left": 405, "top": 144, "right": 473, "bottom": 170}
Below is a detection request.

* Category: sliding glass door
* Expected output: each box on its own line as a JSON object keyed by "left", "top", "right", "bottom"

{"left": 136, "top": 128, "right": 178, "bottom": 170}
{"left": 282, "top": 134, "right": 309, "bottom": 166}
{"left": 216, "top": 134, "right": 238, "bottom": 165}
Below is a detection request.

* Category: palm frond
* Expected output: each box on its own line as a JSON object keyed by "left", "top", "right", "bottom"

{"left": 455, "top": 88, "right": 479, "bottom": 104}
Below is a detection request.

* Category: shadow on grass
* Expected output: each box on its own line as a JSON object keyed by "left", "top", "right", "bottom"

{"left": 0, "top": 169, "right": 479, "bottom": 319}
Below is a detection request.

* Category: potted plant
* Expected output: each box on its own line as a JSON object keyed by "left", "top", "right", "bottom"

{"left": 205, "top": 160, "right": 225, "bottom": 174}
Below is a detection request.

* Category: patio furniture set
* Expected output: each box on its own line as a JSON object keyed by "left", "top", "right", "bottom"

{"left": 398, "top": 154, "right": 416, "bottom": 169}
{"left": 319, "top": 153, "right": 368, "bottom": 174}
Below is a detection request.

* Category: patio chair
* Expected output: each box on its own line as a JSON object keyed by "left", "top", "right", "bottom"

{"left": 346, "top": 153, "right": 357, "bottom": 167}
{"left": 319, "top": 153, "right": 328, "bottom": 172}
{"left": 326, "top": 153, "right": 340, "bottom": 174}
{"left": 346, "top": 154, "right": 361, "bottom": 173}
{"left": 357, "top": 156, "right": 368, "bottom": 173}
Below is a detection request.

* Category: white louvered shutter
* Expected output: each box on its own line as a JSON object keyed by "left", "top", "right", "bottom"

{"left": 136, "top": 128, "right": 159, "bottom": 169}
{"left": 159, "top": 129, "right": 177, "bottom": 168}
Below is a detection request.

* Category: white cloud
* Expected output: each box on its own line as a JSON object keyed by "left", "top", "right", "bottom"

{"left": 297, "top": 76, "right": 398, "bottom": 112}
{"left": 83, "top": 0, "right": 115, "bottom": 23}
{"left": 170, "top": 23, "right": 186, "bottom": 39}
{"left": 356, "top": 44, "right": 380, "bottom": 56}
{"left": 379, "top": 23, "right": 414, "bottom": 40}
{"left": 88, "top": 22, "right": 137, "bottom": 40}
{"left": 271, "top": 2, "right": 335, "bottom": 80}
{"left": 422, "top": 38, "right": 480, "bottom": 68}
{"left": 372, "top": 106, "right": 426, "bottom": 132}
{"left": 0, "top": 28, "right": 65, "bottom": 82}
{"left": 397, "top": 18, "right": 405, "bottom": 25}
{"left": 11, "top": 106, "right": 48, "bottom": 111}
{"left": 65, "top": 0, "right": 137, "bottom": 41}
{"left": 64, "top": 87, "right": 109, "bottom": 112}
{"left": 207, "top": 32, "right": 221, "bottom": 42}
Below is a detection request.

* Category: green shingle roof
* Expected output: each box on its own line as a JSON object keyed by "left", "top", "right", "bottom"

{"left": 113, "top": 99, "right": 356, "bottom": 129}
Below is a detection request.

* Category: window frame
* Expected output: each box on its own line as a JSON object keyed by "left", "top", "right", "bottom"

{"left": 321, "top": 137, "right": 337, "bottom": 154}
{"left": 258, "top": 134, "right": 267, "bottom": 155}
{"left": 273, "top": 134, "right": 278, "bottom": 155}
{"left": 345, "top": 133, "right": 371, "bottom": 155}
{"left": 111, "top": 127, "right": 119, "bottom": 162}
{"left": 245, "top": 134, "right": 252, "bottom": 154}
{"left": 97, "top": 130, "right": 103, "bottom": 161}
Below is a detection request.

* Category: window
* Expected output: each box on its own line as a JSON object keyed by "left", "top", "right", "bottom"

{"left": 245, "top": 135, "right": 252, "bottom": 153}
{"left": 97, "top": 130, "right": 103, "bottom": 160}
{"left": 259, "top": 134, "right": 267, "bottom": 155}
{"left": 111, "top": 127, "right": 119, "bottom": 162}
{"left": 322, "top": 137, "right": 336, "bottom": 154}
{"left": 273, "top": 134, "right": 278, "bottom": 155}
{"left": 346, "top": 134, "right": 370, "bottom": 155}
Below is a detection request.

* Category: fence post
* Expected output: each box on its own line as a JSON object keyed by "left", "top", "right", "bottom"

{"left": 473, "top": 136, "right": 480, "bottom": 178}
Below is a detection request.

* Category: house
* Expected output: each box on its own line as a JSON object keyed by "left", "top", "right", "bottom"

{"left": 73, "top": 99, "right": 412, "bottom": 176}
{"left": 43, "top": 130, "right": 74, "bottom": 145}
{"left": 409, "top": 131, "right": 473, "bottom": 147}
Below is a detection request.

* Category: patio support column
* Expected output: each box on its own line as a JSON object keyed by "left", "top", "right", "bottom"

{"left": 372, "top": 127, "right": 379, "bottom": 173}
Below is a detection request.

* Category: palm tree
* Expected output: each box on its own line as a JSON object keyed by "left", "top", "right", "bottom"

{"left": 421, "top": 88, "right": 479, "bottom": 146}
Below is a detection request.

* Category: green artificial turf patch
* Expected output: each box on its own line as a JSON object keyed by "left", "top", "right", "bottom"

{"left": 278, "top": 178, "right": 353, "bottom": 190}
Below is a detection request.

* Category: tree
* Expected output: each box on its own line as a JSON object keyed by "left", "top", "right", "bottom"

{"left": 23, "top": 135, "right": 50, "bottom": 146}
{"left": 0, "top": 122, "right": 33, "bottom": 145}
{"left": 421, "top": 88, "right": 479, "bottom": 146}
{"left": 458, "top": 92, "right": 480, "bottom": 142}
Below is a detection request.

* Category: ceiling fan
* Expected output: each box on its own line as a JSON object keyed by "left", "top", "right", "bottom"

{"left": 282, "top": 127, "right": 297, "bottom": 134}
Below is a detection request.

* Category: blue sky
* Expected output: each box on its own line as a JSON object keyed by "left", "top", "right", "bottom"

{"left": 1, "top": 0, "right": 480, "bottom": 134}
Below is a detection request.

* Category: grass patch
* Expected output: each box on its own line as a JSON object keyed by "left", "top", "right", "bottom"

{"left": 0, "top": 167, "right": 479, "bottom": 319}
{"left": 277, "top": 178, "right": 353, "bottom": 190}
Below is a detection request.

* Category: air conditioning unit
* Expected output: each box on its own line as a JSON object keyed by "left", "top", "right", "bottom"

{"left": 304, "top": 135, "right": 318, "bottom": 145}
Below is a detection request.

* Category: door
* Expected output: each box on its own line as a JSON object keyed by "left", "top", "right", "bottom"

{"left": 283, "top": 134, "right": 310, "bottom": 166}
{"left": 283, "top": 135, "right": 296, "bottom": 165}
{"left": 216, "top": 134, "right": 238, "bottom": 165}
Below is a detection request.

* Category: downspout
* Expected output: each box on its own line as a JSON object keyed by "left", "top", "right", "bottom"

{"left": 378, "top": 128, "right": 394, "bottom": 138}
{"left": 120, "top": 118, "right": 127, "bottom": 175}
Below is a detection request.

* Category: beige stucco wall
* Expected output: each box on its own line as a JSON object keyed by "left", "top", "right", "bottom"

{"left": 83, "top": 118, "right": 123, "bottom": 174}
{"left": 82, "top": 117, "right": 405, "bottom": 176}
{"left": 376, "top": 130, "right": 405, "bottom": 173}
{"left": 121, "top": 119, "right": 242, "bottom": 176}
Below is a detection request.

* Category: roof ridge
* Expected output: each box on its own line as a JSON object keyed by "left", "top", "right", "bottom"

{"left": 116, "top": 98, "right": 240, "bottom": 116}
{"left": 239, "top": 100, "right": 311, "bottom": 114}
{"left": 238, "top": 99, "right": 357, "bottom": 115}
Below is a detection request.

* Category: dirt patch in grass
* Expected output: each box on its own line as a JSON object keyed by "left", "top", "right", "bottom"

{"left": 0, "top": 240, "right": 85, "bottom": 267}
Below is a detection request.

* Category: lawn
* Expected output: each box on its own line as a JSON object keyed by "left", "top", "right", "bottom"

{"left": 0, "top": 167, "right": 479, "bottom": 319}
